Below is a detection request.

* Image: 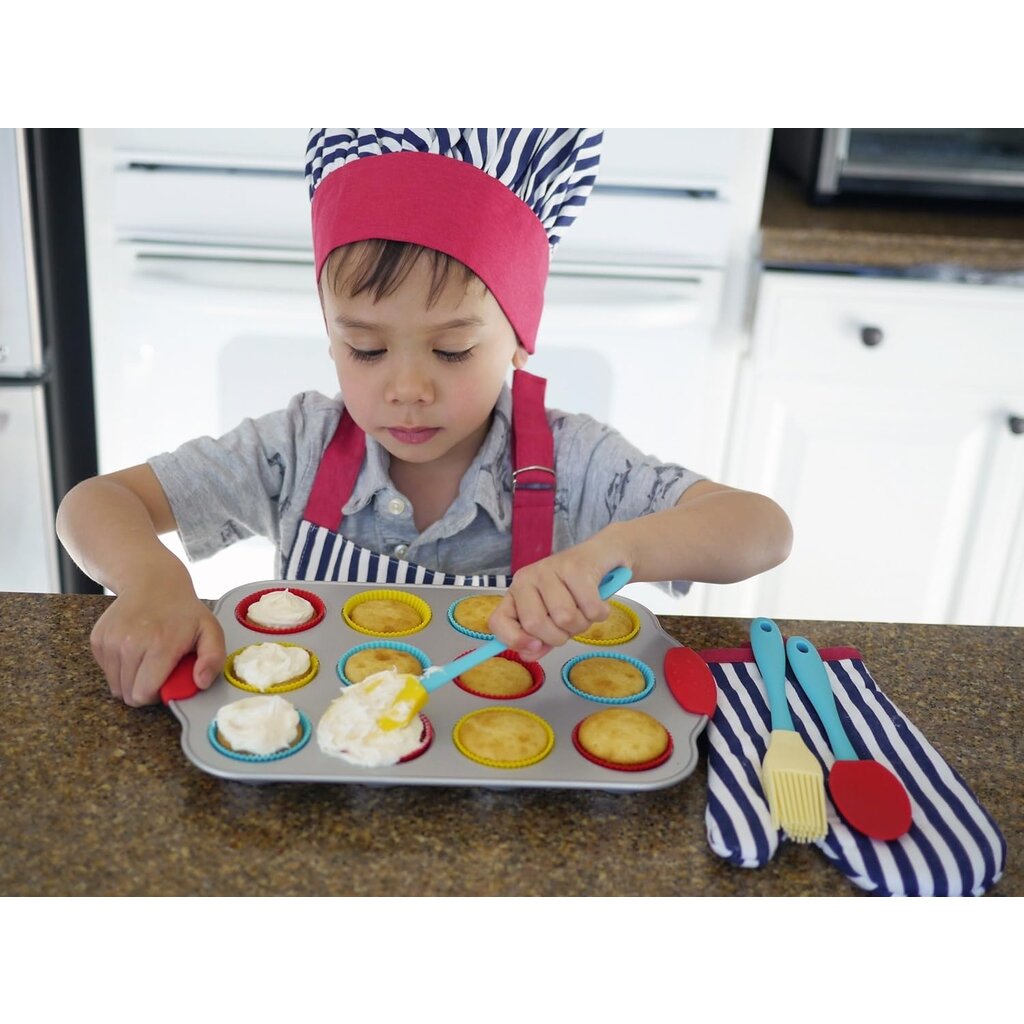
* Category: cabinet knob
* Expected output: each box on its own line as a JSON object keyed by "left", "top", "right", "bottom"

{"left": 860, "top": 326, "right": 884, "bottom": 347}
{"left": 1009, "top": 415, "right": 1024, "bottom": 435}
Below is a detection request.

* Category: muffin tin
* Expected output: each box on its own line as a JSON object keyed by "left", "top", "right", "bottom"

{"left": 163, "top": 579, "right": 712, "bottom": 792}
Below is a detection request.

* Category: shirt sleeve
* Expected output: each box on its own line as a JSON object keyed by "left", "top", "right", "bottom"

{"left": 147, "top": 391, "right": 340, "bottom": 563}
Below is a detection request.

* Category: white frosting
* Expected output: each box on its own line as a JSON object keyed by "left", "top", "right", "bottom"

{"left": 233, "top": 642, "right": 311, "bottom": 690}
{"left": 316, "top": 669, "right": 426, "bottom": 768}
{"left": 215, "top": 695, "right": 301, "bottom": 756}
{"left": 247, "top": 589, "right": 315, "bottom": 627}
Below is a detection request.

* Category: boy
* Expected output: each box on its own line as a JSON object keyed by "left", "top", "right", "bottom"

{"left": 57, "top": 129, "right": 792, "bottom": 706}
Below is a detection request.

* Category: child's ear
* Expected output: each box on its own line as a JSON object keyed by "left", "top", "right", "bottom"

{"left": 512, "top": 343, "right": 530, "bottom": 370}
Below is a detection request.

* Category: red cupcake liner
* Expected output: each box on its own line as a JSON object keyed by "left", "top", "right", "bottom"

{"left": 235, "top": 588, "right": 326, "bottom": 635}
{"left": 571, "top": 720, "right": 674, "bottom": 772}
{"left": 398, "top": 714, "right": 434, "bottom": 764}
{"left": 453, "top": 649, "right": 545, "bottom": 700}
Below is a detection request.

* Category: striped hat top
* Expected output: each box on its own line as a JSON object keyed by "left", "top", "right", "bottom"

{"left": 305, "top": 129, "right": 603, "bottom": 352}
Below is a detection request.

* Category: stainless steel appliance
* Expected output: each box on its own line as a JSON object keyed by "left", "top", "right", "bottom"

{"left": 773, "top": 128, "right": 1024, "bottom": 204}
{"left": 0, "top": 129, "right": 97, "bottom": 592}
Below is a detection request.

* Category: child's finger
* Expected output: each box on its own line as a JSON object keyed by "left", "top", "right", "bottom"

{"left": 193, "top": 617, "right": 225, "bottom": 689}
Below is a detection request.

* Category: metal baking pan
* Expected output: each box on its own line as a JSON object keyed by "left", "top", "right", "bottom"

{"left": 165, "top": 579, "right": 713, "bottom": 792}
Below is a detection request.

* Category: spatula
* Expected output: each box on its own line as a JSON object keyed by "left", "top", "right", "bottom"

{"left": 786, "top": 635, "right": 913, "bottom": 841}
{"left": 376, "top": 566, "right": 634, "bottom": 731}
{"left": 751, "top": 617, "right": 828, "bottom": 843}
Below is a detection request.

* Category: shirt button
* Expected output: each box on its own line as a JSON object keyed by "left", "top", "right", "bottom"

{"left": 393, "top": 544, "right": 409, "bottom": 558}
{"left": 387, "top": 497, "right": 406, "bottom": 516}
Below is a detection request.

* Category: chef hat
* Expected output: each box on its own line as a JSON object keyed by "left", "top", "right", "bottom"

{"left": 305, "top": 129, "right": 603, "bottom": 352}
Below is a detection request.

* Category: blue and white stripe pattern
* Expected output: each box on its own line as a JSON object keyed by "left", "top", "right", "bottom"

{"left": 704, "top": 652, "right": 1006, "bottom": 896}
{"left": 285, "top": 522, "right": 508, "bottom": 589}
{"left": 305, "top": 129, "right": 603, "bottom": 249}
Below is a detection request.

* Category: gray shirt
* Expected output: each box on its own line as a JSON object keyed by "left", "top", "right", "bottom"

{"left": 148, "top": 384, "right": 704, "bottom": 581}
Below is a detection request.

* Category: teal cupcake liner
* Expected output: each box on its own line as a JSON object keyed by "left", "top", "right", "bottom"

{"left": 208, "top": 709, "right": 312, "bottom": 763}
{"left": 337, "top": 640, "right": 431, "bottom": 687}
{"left": 447, "top": 598, "right": 498, "bottom": 641}
{"left": 561, "top": 652, "right": 655, "bottom": 705}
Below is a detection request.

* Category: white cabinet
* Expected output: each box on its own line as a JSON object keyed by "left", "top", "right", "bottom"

{"left": 707, "top": 271, "right": 1024, "bottom": 626}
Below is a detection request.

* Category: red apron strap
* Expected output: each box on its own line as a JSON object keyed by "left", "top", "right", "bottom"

{"left": 510, "top": 368, "right": 556, "bottom": 574}
{"left": 303, "top": 409, "right": 366, "bottom": 531}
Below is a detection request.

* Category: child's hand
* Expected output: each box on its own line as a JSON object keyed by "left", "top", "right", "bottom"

{"left": 488, "top": 548, "right": 622, "bottom": 660}
{"left": 90, "top": 584, "right": 225, "bottom": 707}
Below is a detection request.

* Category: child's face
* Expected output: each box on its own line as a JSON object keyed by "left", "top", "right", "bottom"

{"left": 321, "top": 254, "right": 527, "bottom": 474}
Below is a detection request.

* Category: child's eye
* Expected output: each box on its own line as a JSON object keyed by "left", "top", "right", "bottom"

{"left": 347, "top": 347, "right": 385, "bottom": 363}
{"left": 436, "top": 349, "right": 474, "bottom": 364}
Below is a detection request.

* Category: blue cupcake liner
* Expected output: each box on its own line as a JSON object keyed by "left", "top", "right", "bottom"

{"left": 447, "top": 597, "right": 498, "bottom": 641}
{"left": 208, "top": 709, "right": 312, "bottom": 763}
{"left": 337, "top": 640, "right": 431, "bottom": 687}
{"left": 561, "top": 652, "right": 655, "bottom": 705}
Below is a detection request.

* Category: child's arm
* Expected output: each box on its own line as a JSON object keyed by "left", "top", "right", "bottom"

{"left": 489, "top": 481, "right": 792, "bottom": 659}
{"left": 56, "top": 465, "right": 225, "bottom": 706}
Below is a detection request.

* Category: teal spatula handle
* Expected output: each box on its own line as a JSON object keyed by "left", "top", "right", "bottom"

{"left": 751, "top": 617, "right": 795, "bottom": 731}
{"left": 423, "top": 566, "right": 634, "bottom": 693}
{"left": 786, "top": 636, "right": 858, "bottom": 761}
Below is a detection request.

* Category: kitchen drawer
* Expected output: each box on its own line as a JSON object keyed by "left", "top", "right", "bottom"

{"left": 751, "top": 272, "right": 1024, "bottom": 391}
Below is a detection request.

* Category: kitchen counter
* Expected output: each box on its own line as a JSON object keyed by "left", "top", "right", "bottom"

{"left": 2, "top": 592, "right": 1018, "bottom": 897}
{"left": 760, "top": 167, "right": 1024, "bottom": 277}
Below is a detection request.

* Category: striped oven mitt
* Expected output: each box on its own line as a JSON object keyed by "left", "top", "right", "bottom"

{"left": 701, "top": 646, "right": 1006, "bottom": 897}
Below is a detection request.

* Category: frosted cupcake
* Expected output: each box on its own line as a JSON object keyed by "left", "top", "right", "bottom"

{"left": 210, "top": 695, "right": 310, "bottom": 761}
{"left": 236, "top": 587, "right": 325, "bottom": 634}
{"left": 225, "top": 641, "right": 319, "bottom": 694}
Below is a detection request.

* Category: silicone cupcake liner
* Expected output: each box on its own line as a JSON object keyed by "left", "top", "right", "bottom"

{"left": 571, "top": 718, "right": 674, "bottom": 773}
{"left": 235, "top": 588, "right": 326, "bottom": 635}
{"left": 571, "top": 600, "right": 640, "bottom": 646}
{"left": 208, "top": 709, "right": 312, "bottom": 763}
{"left": 454, "top": 649, "right": 545, "bottom": 700}
{"left": 337, "top": 640, "right": 432, "bottom": 687}
{"left": 342, "top": 589, "right": 432, "bottom": 638}
{"left": 452, "top": 707, "right": 555, "bottom": 769}
{"left": 399, "top": 715, "right": 434, "bottom": 764}
{"left": 224, "top": 642, "right": 320, "bottom": 694}
{"left": 561, "top": 651, "right": 655, "bottom": 705}
{"left": 447, "top": 594, "right": 503, "bottom": 641}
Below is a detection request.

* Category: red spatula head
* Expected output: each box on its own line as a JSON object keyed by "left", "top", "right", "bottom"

{"left": 663, "top": 647, "right": 717, "bottom": 717}
{"left": 828, "top": 759, "right": 913, "bottom": 841}
{"left": 160, "top": 654, "right": 200, "bottom": 705}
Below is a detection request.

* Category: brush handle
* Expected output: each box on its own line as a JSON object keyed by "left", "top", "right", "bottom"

{"left": 751, "top": 617, "right": 794, "bottom": 731}
{"left": 425, "top": 566, "right": 634, "bottom": 693}
{"left": 786, "top": 636, "right": 858, "bottom": 762}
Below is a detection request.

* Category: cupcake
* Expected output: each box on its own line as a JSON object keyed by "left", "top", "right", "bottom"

{"left": 340, "top": 641, "right": 430, "bottom": 685}
{"left": 573, "top": 707, "right": 673, "bottom": 771}
{"left": 225, "top": 641, "right": 319, "bottom": 694}
{"left": 455, "top": 650, "right": 544, "bottom": 699}
{"left": 236, "top": 587, "right": 325, "bottom": 634}
{"left": 342, "top": 590, "right": 431, "bottom": 637}
{"left": 448, "top": 594, "right": 503, "bottom": 638}
{"left": 317, "top": 668, "right": 432, "bottom": 767}
{"left": 573, "top": 601, "right": 639, "bottom": 645}
{"left": 562, "top": 653, "right": 654, "bottom": 704}
{"left": 210, "top": 695, "right": 310, "bottom": 761}
{"left": 452, "top": 708, "right": 555, "bottom": 769}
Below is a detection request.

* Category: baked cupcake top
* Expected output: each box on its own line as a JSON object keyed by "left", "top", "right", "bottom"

{"left": 232, "top": 642, "right": 311, "bottom": 690}
{"left": 575, "top": 707, "right": 669, "bottom": 766}
{"left": 344, "top": 647, "right": 424, "bottom": 684}
{"left": 457, "top": 654, "right": 542, "bottom": 698}
{"left": 567, "top": 656, "right": 646, "bottom": 699}
{"left": 453, "top": 708, "right": 554, "bottom": 767}
{"left": 450, "top": 594, "right": 503, "bottom": 636}
{"left": 573, "top": 603, "right": 639, "bottom": 644}
{"left": 317, "top": 669, "right": 427, "bottom": 768}
{"left": 246, "top": 589, "right": 315, "bottom": 628}
{"left": 214, "top": 695, "right": 301, "bottom": 756}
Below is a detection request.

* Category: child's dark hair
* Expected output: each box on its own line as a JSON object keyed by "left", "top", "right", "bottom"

{"left": 320, "top": 239, "right": 486, "bottom": 307}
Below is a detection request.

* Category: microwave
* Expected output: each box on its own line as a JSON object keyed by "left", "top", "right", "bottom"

{"left": 772, "top": 128, "right": 1024, "bottom": 205}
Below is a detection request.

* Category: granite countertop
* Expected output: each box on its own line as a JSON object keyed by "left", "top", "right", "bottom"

{"left": 760, "top": 167, "right": 1024, "bottom": 277}
{"left": 2, "top": 592, "right": 1017, "bottom": 897}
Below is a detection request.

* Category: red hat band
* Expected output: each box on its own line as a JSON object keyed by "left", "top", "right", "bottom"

{"left": 311, "top": 151, "right": 550, "bottom": 353}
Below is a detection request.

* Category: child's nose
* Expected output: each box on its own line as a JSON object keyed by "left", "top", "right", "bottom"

{"left": 386, "top": 360, "right": 434, "bottom": 404}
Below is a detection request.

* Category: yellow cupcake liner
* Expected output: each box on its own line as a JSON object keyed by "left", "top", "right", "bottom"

{"left": 224, "top": 642, "right": 320, "bottom": 694}
{"left": 452, "top": 707, "right": 555, "bottom": 769}
{"left": 571, "top": 600, "right": 640, "bottom": 646}
{"left": 342, "top": 589, "right": 432, "bottom": 638}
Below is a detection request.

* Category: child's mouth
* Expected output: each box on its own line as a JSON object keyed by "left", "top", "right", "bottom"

{"left": 388, "top": 426, "right": 440, "bottom": 445}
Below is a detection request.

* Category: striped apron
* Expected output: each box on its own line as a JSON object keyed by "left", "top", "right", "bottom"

{"left": 283, "top": 370, "right": 555, "bottom": 588}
